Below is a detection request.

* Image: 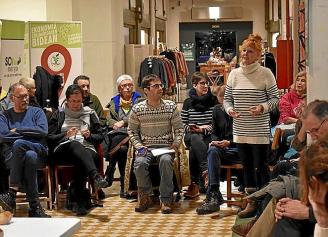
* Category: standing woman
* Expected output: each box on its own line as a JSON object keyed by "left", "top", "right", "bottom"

{"left": 224, "top": 33, "right": 279, "bottom": 195}
{"left": 181, "top": 72, "right": 217, "bottom": 198}
{"left": 104, "top": 74, "right": 142, "bottom": 197}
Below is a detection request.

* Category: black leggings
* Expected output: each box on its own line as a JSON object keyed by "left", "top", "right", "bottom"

{"left": 236, "top": 143, "right": 270, "bottom": 189}
{"left": 53, "top": 141, "right": 99, "bottom": 184}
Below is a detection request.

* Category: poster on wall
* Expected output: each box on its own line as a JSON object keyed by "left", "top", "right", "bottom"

{"left": 28, "top": 21, "right": 82, "bottom": 102}
{"left": 180, "top": 43, "right": 195, "bottom": 61}
{"left": 0, "top": 20, "right": 25, "bottom": 93}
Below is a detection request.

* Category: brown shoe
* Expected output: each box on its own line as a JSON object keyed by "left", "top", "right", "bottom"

{"left": 135, "top": 191, "right": 152, "bottom": 212}
{"left": 161, "top": 202, "right": 173, "bottom": 214}
{"left": 231, "top": 219, "right": 256, "bottom": 237}
{"left": 184, "top": 183, "right": 200, "bottom": 199}
{"left": 237, "top": 199, "right": 258, "bottom": 218}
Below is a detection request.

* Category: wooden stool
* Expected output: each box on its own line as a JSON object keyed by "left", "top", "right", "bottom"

{"left": 221, "top": 164, "right": 245, "bottom": 208}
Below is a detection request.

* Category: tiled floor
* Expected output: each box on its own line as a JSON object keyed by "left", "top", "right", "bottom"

{"left": 15, "top": 181, "right": 240, "bottom": 237}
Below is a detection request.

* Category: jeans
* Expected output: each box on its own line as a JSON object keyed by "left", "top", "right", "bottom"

{"left": 236, "top": 143, "right": 270, "bottom": 189}
{"left": 6, "top": 139, "right": 48, "bottom": 202}
{"left": 134, "top": 152, "right": 174, "bottom": 204}
{"left": 207, "top": 146, "right": 241, "bottom": 193}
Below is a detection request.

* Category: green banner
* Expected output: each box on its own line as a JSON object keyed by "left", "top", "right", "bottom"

{"left": 30, "top": 22, "right": 82, "bottom": 48}
{"left": 0, "top": 19, "right": 25, "bottom": 40}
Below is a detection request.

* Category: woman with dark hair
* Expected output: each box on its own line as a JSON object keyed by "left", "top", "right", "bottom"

{"left": 47, "top": 84, "right": 107, "bottom": 215}
{"left": 181, "top": 72, "right": 217, "bottom": 198}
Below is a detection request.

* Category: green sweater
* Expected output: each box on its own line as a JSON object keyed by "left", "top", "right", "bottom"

{"left": 127, "top": 99, "right": 184, "bottom": 149}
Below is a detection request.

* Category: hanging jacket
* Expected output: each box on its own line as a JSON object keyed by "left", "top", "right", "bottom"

{"left": 33, "top": 66, "right": 63, "bottom": 109}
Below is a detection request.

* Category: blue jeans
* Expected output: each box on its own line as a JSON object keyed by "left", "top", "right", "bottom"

{"left": 6, "top": 139, "right": 48, "bottom": 202}
{"left": 134, "top": 152, "right": 174, "bottom": 204}
{"left": 207, "top": 146, "right": 240, "bottom": 193}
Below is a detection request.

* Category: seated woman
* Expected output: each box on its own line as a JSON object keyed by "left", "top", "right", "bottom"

{"left": 273, "top": 71, "right": 307, "bottom": 160}
{"left": 278, "top": 71, "right": 306, "bottom": 125}
{"left": 104, "top": 74, "right": 142, "bottom": 197}
{"left": 181, "top": 72, "right": 217, "bottom": 198}
{"left": 47, "top": 84, "right": 107, "bottom": 215}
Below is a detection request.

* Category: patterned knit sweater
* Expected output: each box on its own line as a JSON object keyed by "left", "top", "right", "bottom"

{"left": 127, "top": 99, "right": 184, "bottom": 149}
{"left": 224, "top": 62, "right": 279, "bottom": 144}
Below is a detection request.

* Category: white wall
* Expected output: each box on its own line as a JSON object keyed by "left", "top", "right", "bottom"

{"left": 46, "top": 0, "right": 73, "bottom": 21}
{"left": 72, "top": 0, "right": 124, "bottom": 106}
{"left": 166, "top": 0, "right": 266, "bottom": 48}
{"left": 307, "top": 0, "right": 328, "bottom": 102}
{"left": 0, "top": 0, "right": 47, "bottom": 21}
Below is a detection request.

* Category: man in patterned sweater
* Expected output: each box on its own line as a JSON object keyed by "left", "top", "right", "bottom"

{"left": 128, "top": 74, "right": 184, "bottom": 214}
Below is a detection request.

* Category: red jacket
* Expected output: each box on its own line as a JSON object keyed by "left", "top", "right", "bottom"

{"left": 278, "top": 90, "right": 305, "bottom": 124}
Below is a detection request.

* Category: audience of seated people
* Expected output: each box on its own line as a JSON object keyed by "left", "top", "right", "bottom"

{"left": 1, "top": 70, "right": 327, "bottom": 237}
{"left": 0, "top": 83, "right": 50, "bottom": 217}
{"left": 128, "top": 74, "right": 184, "bottom": 214}
{"left": 104, "top": 74, "right": 142, "bottom": 197}
{"left": 181, "top": 72, "right": 218, "bottom": 198}
{"left": 47, "top": 84, "right": 108, "bottom": 215}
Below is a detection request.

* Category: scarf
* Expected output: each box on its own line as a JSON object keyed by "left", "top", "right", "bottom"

{"left": 64, "top": 104, "right": 93, "bottom": 127}
{"left": 189, "top": 88, "right": 216, "bottom": 112}
{"left": 120, "top": 97, "right": 132, "bottom": 111}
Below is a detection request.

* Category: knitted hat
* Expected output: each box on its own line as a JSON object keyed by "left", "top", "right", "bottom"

{"left": 116, "top": 74, "right": 133, "bottom": 88}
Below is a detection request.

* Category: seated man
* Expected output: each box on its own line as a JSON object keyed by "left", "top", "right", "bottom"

{"left": 0, "top": 83, "right": 50, "bottom": 217}
{"left": 196, "top": 85, "right": 241, "bottom": 215}
{"left": 73, "top": 75, "right": 107, "bottom": 127}
{"left": 128, "top": 74, "right": 184, "bottom": 214}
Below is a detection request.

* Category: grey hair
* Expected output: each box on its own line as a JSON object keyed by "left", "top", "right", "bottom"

{"left": 303, "top": 100, "right": 328, "bottom": 120}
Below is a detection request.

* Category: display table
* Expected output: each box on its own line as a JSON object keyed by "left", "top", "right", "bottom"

{"left": 0, "top": 217, "right": 80, "bottom": 237}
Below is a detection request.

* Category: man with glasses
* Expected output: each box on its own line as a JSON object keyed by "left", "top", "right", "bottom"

{"left": 73, "top": 75, "right": 107, "bottom": 127}
{"left": 0, "top": 83, "right": 50, "bottom": 217}
{"left": 128, "top": 74, "right": 184, "bottom": 214}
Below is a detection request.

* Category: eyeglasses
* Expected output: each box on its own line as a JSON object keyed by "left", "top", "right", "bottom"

{"left": 306, "top": 119, "right": 327, "bottom": 134}
{"left": 13, "top": 94, "right": 29, "bottom": 100}
{"left": 120, "top": 83, "right": 134, "bottom": 89}
{"left": 198, "top": 81, "right": 209, "bottom": 87}
{"left": 68, "top": 99, "right": 82, "bottom": 104}
{"left": 148, "top": 83, "right": 163, "bottom": 89}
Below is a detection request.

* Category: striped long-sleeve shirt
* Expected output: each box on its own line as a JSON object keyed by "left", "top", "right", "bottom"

{"left": 181, "top": 98, "right": 215, "bottom": 136}
{"left": 223, "top": 62, "right": 279, "bottom": 144}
